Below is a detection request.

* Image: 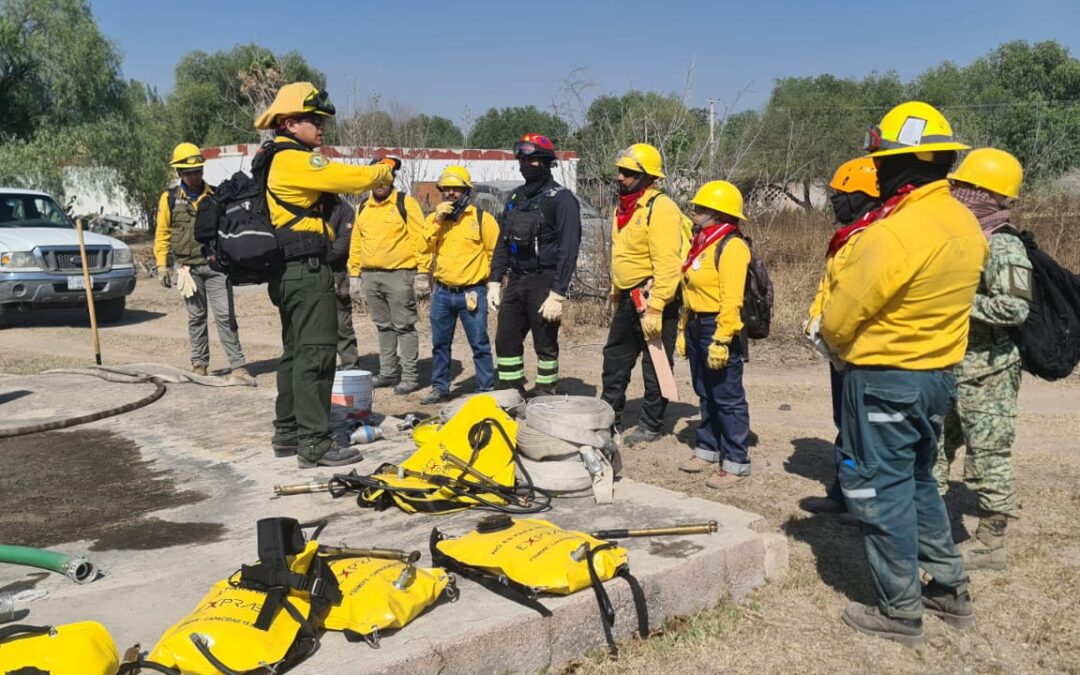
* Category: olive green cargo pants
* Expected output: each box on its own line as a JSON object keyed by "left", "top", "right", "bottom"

{"left": 269, "top": 259, "right": 338, "bottom": 461}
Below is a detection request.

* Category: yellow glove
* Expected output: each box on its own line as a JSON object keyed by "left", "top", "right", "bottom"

{"left": 676, "top": 308, "right": 688, "bottom": 358}
{"left": 707, "top": 336, "right": 731, "bottom": 370}
{"left": 538, "top": 291, "right": 565, "bottom": 322}
{"left": 435, "top": 201, "right": 455, "bottom": 220}
{"left": 640, "top": 307, "right": 663, "bottom": 340}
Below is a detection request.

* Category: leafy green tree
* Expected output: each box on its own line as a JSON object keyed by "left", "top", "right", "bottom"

{"left": 469, "top": 106, "right": 569, "bottom": 149}
{"left": 169, "top": 45, "right": 325, "bottom": 146}
{"left": 0, "top": 0, "right": 126, "bottom": 140}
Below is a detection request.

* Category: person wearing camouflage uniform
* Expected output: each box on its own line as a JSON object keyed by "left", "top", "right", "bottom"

{"left": 934, "top": 148, "right": 1032, "bottom": 571}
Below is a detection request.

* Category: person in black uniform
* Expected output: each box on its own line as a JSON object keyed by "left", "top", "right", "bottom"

{"left": 489, "top": 133, "right": 582, "bottom": 396}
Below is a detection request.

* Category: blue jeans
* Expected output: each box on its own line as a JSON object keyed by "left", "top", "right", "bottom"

{"left": 429, "top": 283, "right": 494, "bottom": 394}
{"left": 685, "top": 315, "right": 750, "bottom": 475}
{"left": 840, "top": 366, "right": 968, "bottom": 620}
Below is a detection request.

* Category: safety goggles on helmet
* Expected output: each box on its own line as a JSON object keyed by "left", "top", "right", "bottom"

{"left": 863, "top": 117, "right": 955, "bottom": 153}
{"left": 304, "top": 88, "right": 336, "bottom": 117}
{"left": 513, "top": 134, "right": 555, "bottom": 158}
{"left": 175, "top": 154, "right": 205, "bottom": 168}
{"left": 615, "top": 148, "right": 648, "bottom": 175}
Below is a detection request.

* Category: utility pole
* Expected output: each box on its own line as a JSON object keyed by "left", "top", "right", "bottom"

{"left": 707, "top": 98, "right": 720, "bottom": 172}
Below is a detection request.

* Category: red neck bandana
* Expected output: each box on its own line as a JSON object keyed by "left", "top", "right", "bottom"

{"left": 682, "top": 223, "right": 737, "bottom": 274}
{"left": 616, "top": 189, "right": 646, "bottom": 229}
{"left": 825, "top": 184, "right": 915, "bottom": 258}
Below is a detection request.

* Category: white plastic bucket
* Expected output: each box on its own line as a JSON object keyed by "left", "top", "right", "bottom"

{"left": 331, "top": 370, "right": 373, "bottom": 419}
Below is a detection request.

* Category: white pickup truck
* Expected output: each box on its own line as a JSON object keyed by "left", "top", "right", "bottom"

{"left": 0, "top": 187, "right": 137, "bottom": 328}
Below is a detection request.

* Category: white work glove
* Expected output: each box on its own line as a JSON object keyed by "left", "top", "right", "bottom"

{"left": 349, "top": 275, "right": 364, "bottom": 304}
{"left": 414, "top": 273, "right": 431, "bottom": 300}
{"left": 806, "top": 315, "right": 846, "bottom": 371}
{"left": 435, "top": 201, "right": 455, "bottom": 220}
{"left": 487, "top": 282, "right": 501, "bottom": 313}
{"left": 176, "top": 266, "right": 197, "bottom": 299}
{"left": 538, "top": 291, "right": 565, "bottom": 323}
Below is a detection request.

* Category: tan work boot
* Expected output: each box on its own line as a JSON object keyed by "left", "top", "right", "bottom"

{"left": 679, "top": 455, "right": 714, "bottom": 473}
{"left": 963, "top": 514, "right": 1007, "bottom": 571}
{"left": 705, "top": 469, "right": 748, "bottom": 490}
{"left": 191, "top": 363, "right": 208, "bottom": 377}
{"left": 228, "top": 366, "right": 257, "bottom": 387}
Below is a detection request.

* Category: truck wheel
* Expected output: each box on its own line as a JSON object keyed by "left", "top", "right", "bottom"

{"left": 96, "top": 297, "right": 126, "bottom": 324}
{"left": 0, "top": 303, "right": 6, "bottom": 329}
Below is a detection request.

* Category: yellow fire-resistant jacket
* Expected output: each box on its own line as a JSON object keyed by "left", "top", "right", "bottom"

{"left": 267, "top": 136, "right": 392, "bottom": 237}
{"left": 807, "top": 231, "right": 865, "bottom": 321}
{"left": 153, "top": 184, "right": 213, "bottom": 267}
{"left": 821, "top": 180, "right": 988, "bottom": 369}
{"left": 682, "top": 235, "right": 751, "bottom": 340}
{"left": 610, "top": 189, "right": 683, "bottom": 311}
{"left": 347, "top": 190, "right": 427, "bottom": 276}
{"left": 423, "top": 205, "right": 498, "bottom": 288}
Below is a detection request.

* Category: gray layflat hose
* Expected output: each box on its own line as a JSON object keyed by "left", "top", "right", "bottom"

{"left": 524, "top": 396, "right": 614, "bottom": 449}
{"left": 439, "top": 390, "right": 526, "bottom": 422}
{"left": 515, "top": 424, "right": 581, "bottom": 461}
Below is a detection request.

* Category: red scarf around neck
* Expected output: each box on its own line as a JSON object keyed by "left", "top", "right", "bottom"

{"left": 616, "top": 189, "right": 646, "bottom": 229}
{"left": 682, "top": 223, "right": 737, "bottom": 274}
{"left": 825, "top": 183, "right": 915, "bottom": 258}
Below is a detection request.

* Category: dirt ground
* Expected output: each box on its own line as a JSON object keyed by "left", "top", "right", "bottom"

{"left": 2, "top": 268, "right": 1078, "bottom": 674}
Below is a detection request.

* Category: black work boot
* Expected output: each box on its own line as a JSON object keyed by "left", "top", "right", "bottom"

{"left": 842, "top": 602, "right": 925, "bottom": 649}
{"left": 963, "top": 514, "right": 1008, "bottom": 571}
{"left": 799, "top": 495, "right": 847, "bottom": 514}
{"left": 922, "top": 580, "right": 975, "bottom": 630}
{"left": 271, "top": 433, "right": 298, "bottom": 458}
{"left": 371, "top": 374, "right": 399, "bottom": 389}
{"left": 623, "top": 426, "right": 661, "bottom": 446}
{"left": 298, "top": 442, "right": 362, "bottom": 469}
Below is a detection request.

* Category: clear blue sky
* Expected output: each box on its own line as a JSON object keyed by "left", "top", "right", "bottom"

{"left": 92, "top": 0, "right": 1080, "bottom": 127}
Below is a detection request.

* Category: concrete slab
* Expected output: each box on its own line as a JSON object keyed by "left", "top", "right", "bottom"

{"left": 0, "top": 375, "right": 786, "bottom": 674}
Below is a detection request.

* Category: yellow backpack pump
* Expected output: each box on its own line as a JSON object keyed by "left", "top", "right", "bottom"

{"left": 0, "top": 621, "right": 119, "bottom": 675}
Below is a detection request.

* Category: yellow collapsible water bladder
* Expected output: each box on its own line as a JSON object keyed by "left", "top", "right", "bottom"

{"left": 322, "top": 556, "right": 455, "bottom": 646}
{"left": 355, "top": 395, "right": 520, "bottom": 514}
{"left": 0, "top": 621, "right": 119, "bottom": 675}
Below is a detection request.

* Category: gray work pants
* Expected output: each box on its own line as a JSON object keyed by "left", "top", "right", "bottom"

{"left": 183, "top": 264, "right": 245, "bottom": 369}
{"left": 362, "top": 268, "right": 419, "bottom": 383}
{"left": 333, "top": 270, "right": 360, "bottom": 368}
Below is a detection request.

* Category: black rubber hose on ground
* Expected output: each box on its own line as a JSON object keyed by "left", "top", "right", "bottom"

{"left": 0, "top": 378, "right": 165, "bottom": 439}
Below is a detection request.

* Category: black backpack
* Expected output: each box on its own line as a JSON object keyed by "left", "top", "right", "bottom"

{"left": 195, "top": 140, "right": 323, "bottom": 285}
{"left": 714, "top": 233, "right": 774, "bottom": 340}
{"left": 1009, "top": 230, "right": 1080, "bottom": 381}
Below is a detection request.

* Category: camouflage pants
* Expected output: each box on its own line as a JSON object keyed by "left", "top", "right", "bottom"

{"left": 933, "top": 363, "right": 1021, "bottom": 517}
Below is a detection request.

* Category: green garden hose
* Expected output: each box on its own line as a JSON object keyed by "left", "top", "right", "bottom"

{"left": 0, "top": 545, "right": 98, "bottom": 584}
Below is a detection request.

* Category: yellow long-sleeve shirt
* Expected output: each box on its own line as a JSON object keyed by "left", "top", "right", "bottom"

{"left": 821, "top": 180, "right": 988, "bottom": 369}
{"left": 682, "top": 235, "right": 751, "bottom": 340}
{"left": 347, "top": 190, "right": 427, "bottom": 276}
{"left": 266, "top": 136, "right": 392, "bottom": 236}
{"left": 807, "top": 231, "right": 865, "bottom": 321}
{"left": 610, "top": 189, "right": 683, "bottom": 311}
{"left": 424, "top": 205, "right": 498, "bottom": 287}
{"left": 153, "top": 184, "right": 212, "bottom": 267}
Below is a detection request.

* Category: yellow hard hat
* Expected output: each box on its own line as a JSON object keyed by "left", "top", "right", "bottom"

{"left": 864, "top": 101, "right": 970, "bottom": 158}
{"left": 615, "top": 143, "right": 665, "bottom": 178}
{"left": 169, "top": 142, "right": 205, "bottom": 170}
{"left": 437, "top": 165, "right": 473, "bottom": 189}
{"left": 411, "top": 417, "right": 441, "bottom": 447}
{"left": 254, "top": 82, "right": 336, "bottom": 130}
{"left": 948, "top": 147, "right": 1023, "bottom": 199}
{"left": 690, "top": 180, "right": 745, "bottom": 221}
{"left": 829, "top": 157, "right": 880, "bottom": 198}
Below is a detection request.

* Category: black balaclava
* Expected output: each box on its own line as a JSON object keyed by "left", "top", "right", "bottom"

{"left": 876, "top": 151, "right": 956, "bottom": 199}
{"left": 520, "top": 161, "right": 553, "bottom": 196}
{"left": 830, "top": 191, "right": 879, "bottom": 226}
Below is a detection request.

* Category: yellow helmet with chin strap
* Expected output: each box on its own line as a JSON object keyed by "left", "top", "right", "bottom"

{"left": 948, "top": 147, "right": 1023, "bottom": 199}
{"left": 254, "top": 82, "right": 336, "bottom": 130}
{"left": 864, "top": 101, "right": 969, "bottom": 158}
{"left": 615, "top": 143, "right": 665, "bottom": 178}
{"left": 169, "top": 142, "right": 205, "bottom": 170}
{"left": 437, "top": 165, "right": 473, "bottom": 189}
{"left": 690, "top": 180, "right": 746, "bottom": 221}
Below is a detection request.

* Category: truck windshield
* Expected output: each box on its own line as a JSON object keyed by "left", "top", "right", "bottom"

{"left": 0, "top": 194, "right": 74, "bottom": 229}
